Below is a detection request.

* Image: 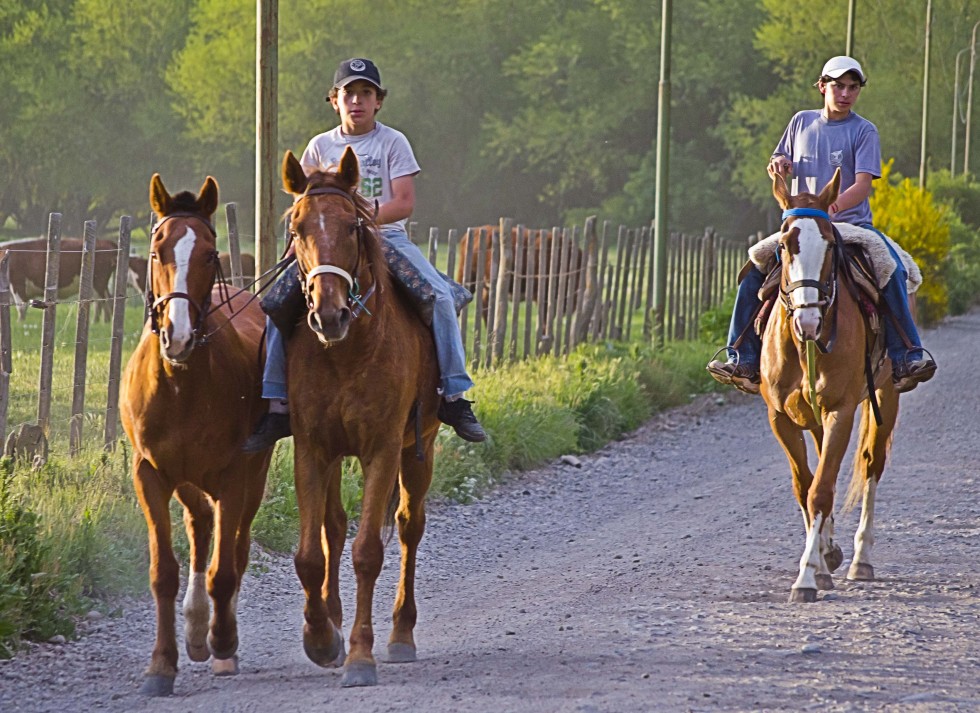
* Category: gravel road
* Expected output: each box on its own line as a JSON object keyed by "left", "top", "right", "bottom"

{"left": 2, "top": 309, "right": 978, "bottom": 713}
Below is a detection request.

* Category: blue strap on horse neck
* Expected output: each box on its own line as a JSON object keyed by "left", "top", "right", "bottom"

{"left": 782, "top": 208, "right": 831, "bottom": 220}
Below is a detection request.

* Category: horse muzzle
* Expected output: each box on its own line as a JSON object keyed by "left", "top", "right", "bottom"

{"left": 308, "top": 305, "right": 352, "bottom": 345}
{"left": 792, "top": 308, "right": 823, "bottom": 342}
{"left": 159, "top": 326, "right": 196, "bottom": 364}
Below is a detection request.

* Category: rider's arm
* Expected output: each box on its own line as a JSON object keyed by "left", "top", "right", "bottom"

{"left": 830, "top": 172, "right": 873, "bottom": 216}
{"left": 376, "top": 174, "right": 416, "bottom": 226}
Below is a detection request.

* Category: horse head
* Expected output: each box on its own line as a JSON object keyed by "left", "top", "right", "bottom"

{"left": 147, "top": 173, "right": 220, "bottom": 364}
{"left": 771, "top": 168, "right": 841, "bottom": 344}
{"left": 282, "top": 146, "right": 383, "bottom": 346}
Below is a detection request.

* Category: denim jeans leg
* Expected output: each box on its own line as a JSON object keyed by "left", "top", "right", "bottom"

{"left": 727, "top": 266, "right": 763, "bottom": 367}
{"left": 859, "top": 224, "right": 923, "bottom": 362}
{"left": 381, "top": 226, "right": 475, "bottom": 396}
{"left": 262, "top": 317, "right": 288, "bottom": 400}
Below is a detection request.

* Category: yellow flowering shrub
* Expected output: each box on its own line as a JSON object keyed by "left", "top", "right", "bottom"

{"left": 869, "top": 159, "right": 950, "bottom": 325}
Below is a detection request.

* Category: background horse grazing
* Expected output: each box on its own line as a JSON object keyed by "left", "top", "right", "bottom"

{"left": 0, "top": 236, "right": 119, "bottom": 321}
{"left": 456, "top": 224, "right": 582, "bottom": 322}
{"left": 119, "top": 174, "right": 272, "bottom": 695}
{"left": 761, "top": 169, "right": 899, "bottom": 603}
{"left": 282, "top": 147, "right": 441, "bottom": 687}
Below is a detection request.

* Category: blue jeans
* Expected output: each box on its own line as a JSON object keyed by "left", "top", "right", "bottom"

{"left": 725, "top": 224, "right": 924, "bottom": 368}
{"left": 261, "top": 225, "right": 474, "bottom": 400}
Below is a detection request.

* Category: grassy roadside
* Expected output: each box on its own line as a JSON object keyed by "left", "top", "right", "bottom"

{"left": 0, "top": 303, "right": 724, "bottom": 656}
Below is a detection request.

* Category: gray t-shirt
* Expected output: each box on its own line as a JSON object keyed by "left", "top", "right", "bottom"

{"left": 772, "top": 110, "right": 881, "bottom": 226}
{"left": 300, "top": 121, "right": 421, "bottom": 232}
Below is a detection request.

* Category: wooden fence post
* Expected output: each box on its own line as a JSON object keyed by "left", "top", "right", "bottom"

{"left": 489, "top": 218, "right": 512, "bottom": 366}
{"left": 508, "top": 224, "right": 525, "bottom": 362}
{"left": 0, "top": 254, "right": 11, "bottom": 445}
{"left": 561, "top": 226, "right": 579, "bottom": 354}
{"left": 573, "top": 216, "right": 598, "bottom": 346}
{"left": 104, "top": 216, "right": 132, "bottom": 450}
{"left": 37, "top": 213, "right": 62, "bottom": 436}
{"left": 521, "top": 228, "right": 536, "bottom": 359}
{"left": 225, "top": 202, "right": 244, "bottom": 288}
{"left": 592, "top": 221, "right": 611, "bottom": 342}
{"left": 428, "top": 227, "right": 439, "bottom": 264}
{"left": 535, "top": 230, "right": 549, "bottom": 354}
{"left": 552, "top": 228, "right": 572, "bottom": 356}
{"left": 471, "top": 227, "right": 487, "bottom": 370}
{"left": 69, "top": 221, "right": 98, "bottom": 456}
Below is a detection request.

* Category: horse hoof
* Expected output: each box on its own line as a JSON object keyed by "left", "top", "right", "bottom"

{"left": 303, "top": 622, "right": 344, "bottom": 668}
{"left": 212, "top": 655, "right": 240, "bottom": 676}
{"left": 341, "top": 661, "right": 378, "bottom": 687}
{"left": 387, "top": 642, "right": 417, "bottom": 663}
{"left": 186, "top": 640, "right": 210, "bottom": 662}
{"left": 789, "top": 587, "right": 818, "bottom": 603}
{"left": 208, "top": 634, "right": 238, "bottom": 662}
{"left": 824, "top": 543, "right": 844, "bottom": 572}
{"left": 815, "top": 573, "right": 834, "bottom": 591}
{"left": 847, "top": 563, "right": 875, "bottom": 581}
{"left": 140, "top": 674, "right": 175, "bottom": 697}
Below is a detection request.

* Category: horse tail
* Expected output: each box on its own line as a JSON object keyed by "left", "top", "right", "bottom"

{"left": 381, "top": 474, "right": 400, "bottom": 547}
{"left": 842, "top": 400, "right": 872, "bottom": 514}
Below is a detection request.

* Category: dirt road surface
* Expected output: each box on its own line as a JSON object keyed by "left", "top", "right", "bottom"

{"left": 2, "top": 309, "right": 978, "bottom": 712}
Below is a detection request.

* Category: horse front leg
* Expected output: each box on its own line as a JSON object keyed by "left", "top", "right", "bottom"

{"left": 767, "top": 408, "right": 813, "bottom": 534}
{"left": 848, "top": 389, "right": 899, "bottom": 581}
{"left": 387, "top": 439, "right": 436, "bottom": 664}
{"left": 206, "top": 472, "right": 249, "bottom": 673}
{"left": 174, "top": 484, "right": 213, "bottom": 664}
{"left": 133, "top": 458, "right": 179, "bottom": 696}
{"left": 791, "top": 408, "right": 856, "bottom": 602}
{"left": 342, "top": 448, "right": 401, "bottom": 688}
{"left": 294, "top": 449, "right": 344, "bottom": 668}
{"left": 321, "top": 465, "right": 348, "bottom": 667}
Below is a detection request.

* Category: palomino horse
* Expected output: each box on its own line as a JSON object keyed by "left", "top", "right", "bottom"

{"left": 762, "top": 168, "right": 899, "bottom": 603}
{"left": 281, "top": 146, "right": 441, "bottom": 687}
{"left": 120, "top": 174, "right": 272, "bottom": 695}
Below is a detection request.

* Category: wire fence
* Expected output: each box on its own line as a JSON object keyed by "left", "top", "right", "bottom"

{"left": 0, "top": 207, "right": 747, "bottom": 462}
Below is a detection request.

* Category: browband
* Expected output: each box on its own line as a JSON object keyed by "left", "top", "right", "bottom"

{"left": 782, "top": 208, "right": 831, "bottom": 221}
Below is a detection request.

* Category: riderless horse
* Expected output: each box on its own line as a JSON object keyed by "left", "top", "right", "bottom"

{"left": 120, "top": 174, "right": 272, "bottom": 695}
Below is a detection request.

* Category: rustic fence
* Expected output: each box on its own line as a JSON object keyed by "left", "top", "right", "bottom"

{"left": 0, "top": 208, "right": 746, "bottom": 462}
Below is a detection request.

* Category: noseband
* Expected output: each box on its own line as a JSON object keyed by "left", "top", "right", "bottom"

{"left": 778, "top": 207, "right": 842, "bottom": 352}
{"left": 291, "top": 186, "right": 375, "bottom": 320}
{"left": 147, "top": 212, "right": 220, "bottom": 342}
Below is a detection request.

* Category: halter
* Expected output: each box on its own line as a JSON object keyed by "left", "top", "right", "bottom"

{"left": 291, "top": 186, "right": 376, "bottom": 323}
{"left": 778, "top": 208, "right": 842, "bottom": 353}
{"left": 147, "top": 212, "right": 222, "bottom": 345}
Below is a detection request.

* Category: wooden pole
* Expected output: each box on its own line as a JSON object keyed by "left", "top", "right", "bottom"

{"left": 652, "top": 0, "right": 673, "bottom": 346}
{"left": 226, "top": 202, "right": 244, "bottom": 289}
{"left": 37, "top": 213, "right": 62, "bottom": 435}
{"left": 255, "top": 0, "right": 279, "bottom": 276}
{"left": 0, "top": 254, "right": 11, "bottom": 446}
{"left": 104, "top": 216, "right": 132, "bottom": 450}
{"left": 69, "top": 221, "right": 97, "bottom": 456}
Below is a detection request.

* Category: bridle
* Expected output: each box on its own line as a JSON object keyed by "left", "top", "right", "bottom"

{"left": 290, "top": 186, "right": 376, "bottom": 326}
{"left": 146, "top": 212, "right": 225, "bottom": 345}
{"left": 778, "top": 207, "right": 842, "bottom": 352}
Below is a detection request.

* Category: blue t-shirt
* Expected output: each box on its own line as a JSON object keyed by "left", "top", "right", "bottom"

{"left": 772, "top": 110, "right": 881, "bottom": 226}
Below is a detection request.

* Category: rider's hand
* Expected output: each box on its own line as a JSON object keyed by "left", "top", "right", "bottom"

{"left": 768, "top": 156, "right": 792, "bottom": 179}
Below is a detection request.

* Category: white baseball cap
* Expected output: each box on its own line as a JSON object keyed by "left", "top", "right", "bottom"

{"left": 819, "top": 56, "right": 866, "bottom": 84}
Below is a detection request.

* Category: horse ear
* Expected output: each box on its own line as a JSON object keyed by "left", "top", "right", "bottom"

{"left": 772, "top": 172, "right": 792, "bottom": 209}
{"left": 338, "top": 145, "right": 360, "bottom": 191}
{"left": 282, "top": 151, "right": 308, "bottom": 196}
{"left": 198, "top": 176, "right": 219, "bottom": 217}
{"left": 818, "top": 167, "right": 842, "bottom": 209}
{"left": 149, "top": 173, "right": 172, "bottom": 217}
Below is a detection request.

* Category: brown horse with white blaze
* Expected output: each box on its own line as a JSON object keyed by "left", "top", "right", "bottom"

{"left": 282, "top": 146, "right": 441, "bottom": 687}
{"left": 762, "top": 168, "right": 899, "bottom": 603}
{"left": 120, "top": 174, "right": 272, "bottom": 695}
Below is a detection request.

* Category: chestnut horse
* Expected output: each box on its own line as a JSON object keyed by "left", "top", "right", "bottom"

{"left": 762, "top": 169, "right": 898, "bottom": 603}
{"left": 281, "top": 146, "right": 441, "bottom": 687}
{"left": 120, "top": 174, "right": 272, "bottom": 695}
{"left": 456, "top": 224, "right": 583, "bottom": 321}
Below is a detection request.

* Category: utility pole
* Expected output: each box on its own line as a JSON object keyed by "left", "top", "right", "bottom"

{"left": 846, "top": 0, "right": 856, "bottom": 56}
{"left": 256, "top": 0, "right": 279, "bottom": 278}
{"left": 964, "top": 21, "right": 980, "bottom": 176}
{"left": 919, "top": 0, "right": 932, "bottom": 188}
{"left": 651, "top": 0, "right": 672, "bottom": 347}
{"left": 953, "top": 47, "right": 969, "bottom": 174}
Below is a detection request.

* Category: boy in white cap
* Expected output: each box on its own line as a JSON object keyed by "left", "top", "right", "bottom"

{"left": 707, "top": 55, "right": 936, "bottom": 394}
{"left": 244, "top": 58, "right": 486, "bottom": 451}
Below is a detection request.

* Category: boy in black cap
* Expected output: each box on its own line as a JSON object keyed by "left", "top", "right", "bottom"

{"left": 245, "top": 58, "right": 486, "bottom": 451}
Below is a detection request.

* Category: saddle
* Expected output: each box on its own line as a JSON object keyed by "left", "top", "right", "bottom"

{"left": 261, "top": 241, "right": 473, "bottom": 339}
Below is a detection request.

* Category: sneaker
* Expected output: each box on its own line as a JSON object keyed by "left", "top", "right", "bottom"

{"left": 242, "top": 412, "right": 292, "bottom": 452}
{"left": 892, "top": 355, "right": 937, "bottom": 394}
{"left": 437, "top": 398, "right": 487, "bottom": 442}
{"left": 706, "top": 360, "right": 761, "bottom": 395}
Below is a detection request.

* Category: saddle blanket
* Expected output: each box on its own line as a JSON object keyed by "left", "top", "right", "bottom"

{"left": 748, "top": 223, "right": 922, "bottom": 293}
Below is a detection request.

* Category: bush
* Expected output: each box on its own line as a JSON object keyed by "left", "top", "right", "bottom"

{"left": 870, "top": 159, "right": 950, "bottom": 325}
{"left": 927, "top": 170, "right": 980, "bottom": 315}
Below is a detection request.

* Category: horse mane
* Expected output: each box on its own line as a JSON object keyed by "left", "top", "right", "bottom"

{"left": 168, "top": 190, "right": 207, "bottom": 215}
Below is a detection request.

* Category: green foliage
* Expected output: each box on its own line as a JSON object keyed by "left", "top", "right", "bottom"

{"left": 928, "top": 170, "right": 980, "bottom": 314}
{"left": 870, "top": 160, "right": 951, "bottom": 325}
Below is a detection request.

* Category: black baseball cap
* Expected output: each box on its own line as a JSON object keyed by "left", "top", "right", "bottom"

{"left": 333, "top": 58, "right": 383, "bottom": 91}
